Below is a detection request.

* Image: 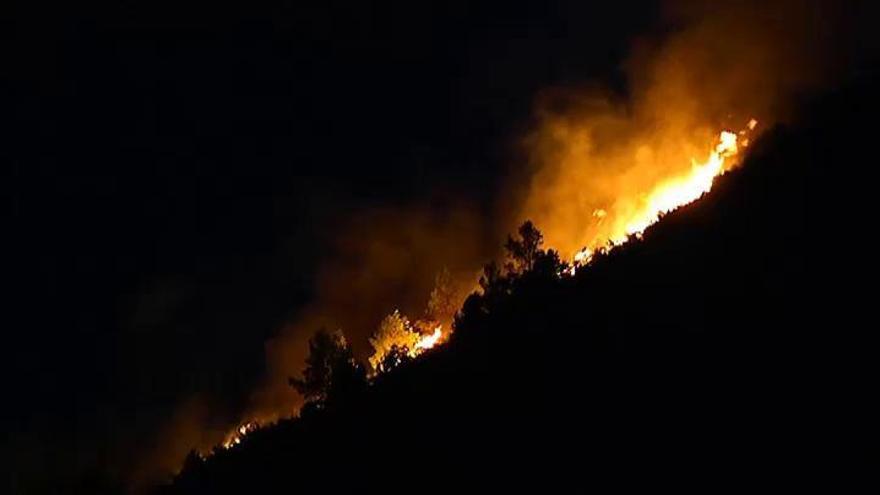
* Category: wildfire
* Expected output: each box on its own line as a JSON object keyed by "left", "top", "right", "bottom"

{"left": 218, "top": 421, "right": 259, "bottom": 451}
{"left": 573, "top": 247, "right": 593, "bottom": 264}
{"left": 415, "top": 325, "right": 443, "bottom": 350}
{"left": 207, "top": 294, "right": 454, "bottom": 458}
{"left": 204, "top": 119, "right": 759, "bottom": 460}
{"left": 368, "top": 309, "right": 447, "bottom": 372}
{"left": 570, "top": 121, "right": 756, "bottom": 272}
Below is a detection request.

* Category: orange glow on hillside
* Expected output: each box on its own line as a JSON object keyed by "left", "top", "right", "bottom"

{"left": 208, "top": 120, "right": 759, "bottom": 457}
{"left": 415, "top": 326, "right": 443, "bottom": 351}
{"left": 566, "top": 121, "right": 756, "bottom": 273}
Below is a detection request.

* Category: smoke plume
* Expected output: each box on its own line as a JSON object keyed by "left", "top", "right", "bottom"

{"left": 139, "top": 0, "right": 867, "bottom": 488}
{"left": 519, "top": 0, "right": 853, "bottom": 257}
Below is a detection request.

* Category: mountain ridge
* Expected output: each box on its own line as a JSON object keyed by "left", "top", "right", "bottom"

{"left": 154, "top": 78, "right": 876, "bottom": 494}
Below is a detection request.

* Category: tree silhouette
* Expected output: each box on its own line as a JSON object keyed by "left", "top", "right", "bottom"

{"left": 368, "top": 310, "right": 421, "bottom": 371}
{"left": 425, "top": 268, "right": 457, "bottom": 322}
{"left": 289, "top": 329, "right": 366, "bottom": 408}
{"left": 159, "top": 81, "right": 867, "bottom": 493}
{"left": 504, "top": 220, "right": 544, "bottom": 273}
{"left": 377, "top": 344, "right": 414, "bottom": 374}
{"left": 478, "top": 221, "right": 564, "bottom": 297}
{"left": 180, "top": 450, "right": 205, "bottom": 475}
{"left": 478, "top": 260, "right": 511, "bottom": 301}
{"left": 530, "top": 245, "right": 565, "bottom": 279}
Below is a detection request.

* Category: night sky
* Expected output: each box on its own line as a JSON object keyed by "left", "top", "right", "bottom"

{"left": 5, "top": 1, "right": 877, "bottom": 492}
{"left": 6, "top": 0, "right": 660, "bottom": 488}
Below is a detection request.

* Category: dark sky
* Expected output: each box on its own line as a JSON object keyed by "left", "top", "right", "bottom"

{"left": 5, "top": 0, "right": 663, "bottom": 489}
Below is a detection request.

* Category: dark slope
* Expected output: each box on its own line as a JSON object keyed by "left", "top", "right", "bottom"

{"left": 160, "top": 79, "right": 877, "bottom": 494}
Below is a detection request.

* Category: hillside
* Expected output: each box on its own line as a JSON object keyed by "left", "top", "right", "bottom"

{"left": 157, "top": 79, "right": 876, "bottom": 494}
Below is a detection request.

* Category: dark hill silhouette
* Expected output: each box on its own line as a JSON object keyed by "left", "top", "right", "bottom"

{"left": 157, "top": 78, "right": 877, "bottom": 494}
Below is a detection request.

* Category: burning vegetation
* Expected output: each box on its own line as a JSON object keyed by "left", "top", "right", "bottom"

{"left": 149, "top": 0, "right": 856, "bottom": 482}
{"left": 367, "top": 268, "right": 460, "bottom": 373}
{"left": 569, "top": 120, "right": 758, "bottom": 272}
{"left": 220, "top": 422, "right": 258, "bottom": 450}
{"left": 200, "top": 117, "right": 759, "bottom": 457}
{"left": 368, "top": 311, "right": 444, "bottom": 374}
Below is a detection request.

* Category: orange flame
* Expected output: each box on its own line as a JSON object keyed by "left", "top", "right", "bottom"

{"left": 570, "top": 121, "right": 756, "bottom": 273}
{"left": 617, "top": 129, "right": 740, "bottom": 241}
{"left": 205, "top": 120, "right": 758, "bottom": 459}
{"left": 217, "top": 421, "right": 259, "bottom": 452}
{"left": 415, "top": 325, "right": 443, "bottom": 350}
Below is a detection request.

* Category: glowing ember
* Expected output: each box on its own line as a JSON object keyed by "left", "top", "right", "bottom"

{"left": 369, "top": 310, "right": 446, "bottom": 372}
{"left": 573, "top": 248, "right": 593, "bottom": 264}
{"left": 202, "top": 121, "right": 758, "bottom": 460}
{"left": 568, "top": 121, "right": 756, "bottom": 268}
{"left": 220, "top": 421, "right": 258, "bottom": 450}
{"left": 415, "top": 325, "right": 443, "bottom": 350}
{"left": 568, "top": 247, "right": 594, "bottom": 275}
{"left": 617, "top": 131, "right": 733, "bottom": 240}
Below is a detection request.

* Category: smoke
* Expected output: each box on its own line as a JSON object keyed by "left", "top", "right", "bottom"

{"left": 123, "top": 205, "right": 488, "bottom": 489}
{"left": 244, "top": 203, "right": 488, "bottom": 423}
{"left": 136, "top": 0, "right": 868, "bottom": 488}
{"left": 130, "top": 397, "right": 216, "bottom": 488}
{"left": 519, "top": 0, "right": 855, "bottom": 257}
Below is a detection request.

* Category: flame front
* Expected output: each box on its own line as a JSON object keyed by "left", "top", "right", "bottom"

{"left": 618, "top": 129, "right": 740, "bottom": 242}
{"left": 368, "top": 309, "right": 446, "bottom": 372}
{"left": 205, "top": 120, "right": 758, "bottom": 459}
{"left": 415, "top": 326, "right": 443, "bottom": 350}
{"left": 218, "top": 421, "right": 259, "bottom": 451}
{"left": 568, "top": 122, "right": 756, "bottom": 272}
